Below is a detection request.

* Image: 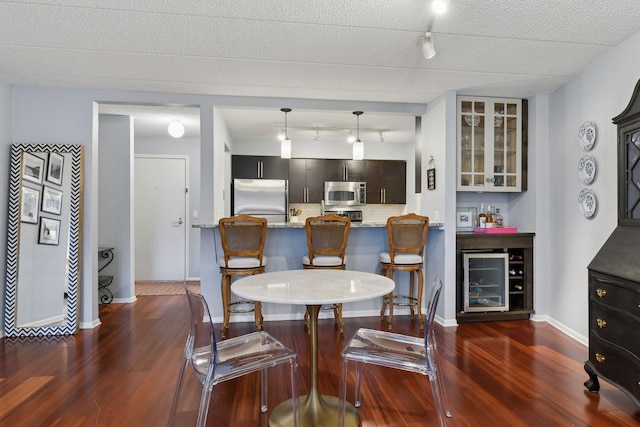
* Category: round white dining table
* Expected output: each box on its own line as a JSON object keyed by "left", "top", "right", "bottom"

{"left": 231, "top": 269, "right": 395, "bottom": 427}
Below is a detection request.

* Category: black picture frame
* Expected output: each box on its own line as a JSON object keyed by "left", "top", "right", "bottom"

{"left": 38, "top": 217, "right": 61, "bottom": 245}
{"left": 46, "top": 152, "right": 64, "bottom": 185}
{"left": 427, "top": 168, "right": 436, "bottom": 190}
{"left": 21, "top": 186, "right": 40, "bottom": 224}
{"left": 22, "top": 153, "right": 45, "bottom": 184}
{"left": 42, "top": 186, "right": 63, "bottom": 215}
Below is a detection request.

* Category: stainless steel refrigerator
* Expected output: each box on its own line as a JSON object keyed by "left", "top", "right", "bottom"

{"left": 233, "top": 179, "right": 288, "bottom": 223}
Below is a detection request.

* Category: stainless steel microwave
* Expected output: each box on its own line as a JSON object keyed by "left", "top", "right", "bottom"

{"left": 324, "top": 181, "right": 366, "bottom": 206}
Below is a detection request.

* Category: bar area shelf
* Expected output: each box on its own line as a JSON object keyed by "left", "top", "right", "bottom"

{"left": 457, "top": 232, "right": 534, "bottom": 322}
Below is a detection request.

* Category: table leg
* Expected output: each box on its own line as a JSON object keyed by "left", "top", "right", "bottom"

{"left": 269, "top": 304, "right": 360, "bottom": 427}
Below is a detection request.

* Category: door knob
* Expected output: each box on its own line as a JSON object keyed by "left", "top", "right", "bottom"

{"left": 175, "top": 217, "right": 183, "bottom": 225}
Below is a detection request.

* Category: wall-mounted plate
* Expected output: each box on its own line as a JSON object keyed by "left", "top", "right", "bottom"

{"left": 578, "top": 188, "right": 597, "bottom": 219}
{"left": 578, "top": 121, "right": 597, "bottom": 151}
{"left": 578, "top": 154, "right": 596, "bottom": 184}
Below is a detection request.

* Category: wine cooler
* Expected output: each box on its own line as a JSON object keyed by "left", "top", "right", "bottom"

{"left": 463, "top": 252, "right": 509, "bottom": 312}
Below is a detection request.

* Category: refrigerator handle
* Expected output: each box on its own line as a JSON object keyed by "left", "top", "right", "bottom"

{"left": 257, "top": 161, "right": 260, "bottom": 178}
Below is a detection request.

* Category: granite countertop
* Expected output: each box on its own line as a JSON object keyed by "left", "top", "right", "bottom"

{"left": 193, "top": 221, "right": 445, "bottom": 229}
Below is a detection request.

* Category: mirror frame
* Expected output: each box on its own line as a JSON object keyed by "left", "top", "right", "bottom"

{"left": 4, "top": 143, "right": 84, "bottom": 337}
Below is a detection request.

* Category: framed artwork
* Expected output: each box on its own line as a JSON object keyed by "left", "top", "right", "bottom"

{"left": 427, "top": 167, "right": 436, "bottom": 190}
{"left": 42, "top": 186, "right": 63, "bottom": 215}
{"left": 456, "top": 206, "right": 477, "bottom": 231}
{"left": 47, "top": 152, "right": 64, "bottom": 185}
{"left": 21, "top": 186, "right": 40, "bottom": 224}
{"left": 38, "top": 217, "right": 61, "bottom": 245}
{"left": 22, "top": 153, "right": 45, "bottom": 184}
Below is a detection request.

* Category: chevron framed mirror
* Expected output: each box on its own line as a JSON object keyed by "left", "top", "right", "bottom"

{"left": 4, "top": 144, "right": 84, "bottom": 337}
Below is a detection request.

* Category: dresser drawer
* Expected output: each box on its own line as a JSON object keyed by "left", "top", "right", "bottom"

{"left": 590, "top": 299, "right": 640, "bottom": 355}
{"left": 589, "top": 332, "right": 640, "bottom": 402}
{"left": 590, "top": 273, "right": 640, "bottom": 315}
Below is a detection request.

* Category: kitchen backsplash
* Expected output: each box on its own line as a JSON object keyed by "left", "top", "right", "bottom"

{"left": 288, "top": 203, "right": 406, "bottom": 223}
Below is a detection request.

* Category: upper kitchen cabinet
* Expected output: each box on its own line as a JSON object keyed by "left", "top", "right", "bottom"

{"left": 366, "top": 160, "right": 406, "bottom": 204}
{"left": 232, "top": 155, "right": 289, "bottom": 180}
{"left": 323, "top": 159, "right": 367, "bottom": 182}
{"left": 457, "top": 97, "right": 527, "bottom": 192}
{"left": 289, "top": 158, "right": 326, "bottom": 203}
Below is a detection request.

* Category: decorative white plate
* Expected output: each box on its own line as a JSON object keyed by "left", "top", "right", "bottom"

{"left": 578, "top": 154, "right": 596, "bottom": 184}
{"left": 578, "top": 121, "right": 597, "bottom": 151}
{"left": 464, "top": 112, "right": 481, "bottom": 127}
{"left": 578, "top": 188, "right": 597, "bottom": 219}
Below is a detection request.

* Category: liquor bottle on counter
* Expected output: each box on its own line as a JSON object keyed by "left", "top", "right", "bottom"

{"left": 485, "top": 204, "right": 495, "bottom": 228}
{"left": 495, "top": 208, "right": 504, "bottom": 227}
{"left": 478, "top": 203, "right": 487, "bottom": 228}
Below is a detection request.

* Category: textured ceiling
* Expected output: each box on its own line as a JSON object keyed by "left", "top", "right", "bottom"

{"left": 4, "top": 0, "right": 640, "bottom": 139}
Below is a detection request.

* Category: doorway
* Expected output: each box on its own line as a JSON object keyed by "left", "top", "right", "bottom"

{"left": 134, "top": 155, "right": 189, "bottom": 288}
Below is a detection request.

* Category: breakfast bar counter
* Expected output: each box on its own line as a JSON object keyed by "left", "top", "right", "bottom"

{"left": 193, "top": 220, "right": 444, "bottom": 325}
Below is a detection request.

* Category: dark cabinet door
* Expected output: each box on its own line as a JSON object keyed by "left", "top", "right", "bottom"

{"left": 289, "top": 159, "right": 306, "bottom": 203}
{"left": 383, "top": 161, "right": 406, "bottom": 204}
{"left": 232, "top": 155, "right": 261, "bottom": 179}
{"left": 231, "top": 156, "right": 289, "bottom": 180}
{"left": 261, "top": 156, "right": 290, "bottom": 180}
{"left": 366, "top": 161, "right": 384, "bottom": 203}
{"left": 365, "top": 160, "right": 406, "bottom": 204}
{"left": 323, "top": 159, "right": 366, "bottom": 182}
{"left": 305, "top": 159, "right": 327, "bottom": 202}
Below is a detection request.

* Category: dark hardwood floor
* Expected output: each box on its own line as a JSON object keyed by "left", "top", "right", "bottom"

{"left": 1, "top": 295, "right": 639, "bottom": 426}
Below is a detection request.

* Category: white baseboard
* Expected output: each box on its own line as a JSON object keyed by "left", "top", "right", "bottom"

{"left": 79, "top": 318, "right": 102, "bottom": 329}
{"left": 110, "top": 296, "right": 137, "bottom": 304}
{"left": 545, "top": 315, "right": 588, "bottom": 347}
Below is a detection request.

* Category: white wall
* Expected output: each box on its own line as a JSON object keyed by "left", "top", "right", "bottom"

{"left": 421, "top": 91, "right": 458, "bottom": 323}
{"left": 98, "top": 114, "right": 134, "bottom": 301}
{"left": 543, "top": 31, "right": 640, "bottom": 341}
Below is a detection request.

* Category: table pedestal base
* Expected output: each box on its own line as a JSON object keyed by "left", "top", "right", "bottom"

{"left": 269, "top": 394, "right": 360, "bottom": 427}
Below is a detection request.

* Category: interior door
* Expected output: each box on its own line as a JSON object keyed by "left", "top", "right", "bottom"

{"left": 134, "top": 156, "right": 187, "bottom": 281}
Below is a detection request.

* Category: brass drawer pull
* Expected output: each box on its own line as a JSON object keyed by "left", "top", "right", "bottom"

{"left": 596, "top": 318, "right": 607, "bottom": 328}
{"left": 596, "top": 288, "right": 607, "bottom": 298}
{"left": 595, "top": 353, "right": 606, "bottom": 363}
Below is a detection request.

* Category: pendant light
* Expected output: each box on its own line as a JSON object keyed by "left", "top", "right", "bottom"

{"left": 352, "top": 111, "right": 364, "bottom": 160}
{"left": 280, "top": 108, "right": 292, "bottom": 159}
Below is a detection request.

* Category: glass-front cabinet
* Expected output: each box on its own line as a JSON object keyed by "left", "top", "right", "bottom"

{"left": 620, "top": 129, "right": 640, "bottom": 222}
{"left": 457, "top": 96, "right": 523, "bottom": 192}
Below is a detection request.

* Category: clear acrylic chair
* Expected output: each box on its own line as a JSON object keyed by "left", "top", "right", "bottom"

{"left": 168, "top": 285, "right": 300, "bottom": 427}
{"left": 302, "top": 213, "right": 351, "bottom": 333}
{"left": 339, "top": 277, "right": 451, "bottom": 427}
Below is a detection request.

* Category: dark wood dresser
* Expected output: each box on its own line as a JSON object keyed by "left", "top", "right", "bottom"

{"left": 584, "top": 269, "right": 640, "bottom": 407}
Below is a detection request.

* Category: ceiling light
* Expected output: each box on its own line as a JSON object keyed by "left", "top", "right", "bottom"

{"left": 280, "top": 108, "right": 292, "bottom": 159}
{"left": 420, "top": 32, "right": 436, "bottom": 60}
{"left": 277, "top": 129, "right": 286, "bottom": 141}
{"left": 352, "top": 111, "right": 364, "bottom": 161}
{"left": 377, "top": 130, "right": 385, "bottom": 143}
{"left": 313, "top": 127, "right": 320, "bottom": 141}
{"left": 168, "top": 121, "right": 185, "bottom": 138}
{"left": 432, "top": 0, "right": 448, "bottom": 15}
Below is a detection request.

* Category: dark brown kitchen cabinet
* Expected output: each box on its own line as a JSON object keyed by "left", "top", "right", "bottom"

{"left": 456, "top": 232, "right": 534, "bottom": 322}
{"left": 323, "top": 159, "right": 366, "bottom": 182}
{"left": 231, "top": 155, "right": 289, "bottom": 180}
{"left": 289, "top": 159, "right": 326, "bottom": 203}
{"left": 365, "top": 160, "right": 406, "bottom": 204}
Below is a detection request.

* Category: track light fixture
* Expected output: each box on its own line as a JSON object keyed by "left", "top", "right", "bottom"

{"left": 280, "top": 108, "right": 292, "bottom": 159}
{"left": 420, "top": 32, "right": 436, "bottom": 60}
{"left": 352, "top": 111, "right": 364, "bottom": 161}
